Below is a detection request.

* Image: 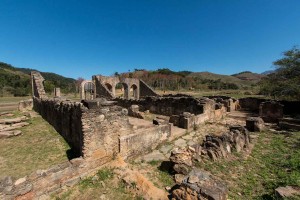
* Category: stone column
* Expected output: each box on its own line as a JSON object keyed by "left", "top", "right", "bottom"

{"left": 54, "top": 88, "right": 61, "bottom": 97}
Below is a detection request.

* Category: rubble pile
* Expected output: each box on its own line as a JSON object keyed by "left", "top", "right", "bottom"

{"left": 171, "top": 169, "right": 228, "bottom": 200}
{"left": 169, "top": 125, "right": 251, "bottom": 200}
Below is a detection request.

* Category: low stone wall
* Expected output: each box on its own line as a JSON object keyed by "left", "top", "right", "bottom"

{"left": 18, "top": 99, "right": 33, "bottom": 111}
{"left": 239, "top": 97, "right": 266, "bottom": 112}
{"left": 119, "top": 123, "right": 171, "bottom": 159}
{"left": 116, "top": 96, "right": 213, "bottom": 116}
{"left": 259, "top": 101, "right": 284, "bottom": 123}
{"left": 239, "top": 97, "right": 300, "bottom": 117}
{"left": 116, "top": 97, "right": 228, "bottom": 130}
{"left": 0, "top": 157, "right": 111, "bottom": 200}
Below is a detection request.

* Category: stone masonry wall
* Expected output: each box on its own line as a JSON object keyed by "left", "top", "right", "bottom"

{"left": 81, "top": 106, "right": 132, "bottom": 160}
{"left": 116, "top": 97, "right": 207, "bottom": 116}
{"left": 239, "top": 97, "right": 300, "bottom": 117}
{"left": 0, "top": 157, "right": 112, "bottom": 200}
{"left": 259, "top": 101, "right": 284, "bottom": 123}
{"left": 33, "top": 98, "right": 84, "bottom": 156}
{"left": 139, "top": 79, "right": 159, "bottom": 97}
{"left": 239, "top": 97, "right": 266, "bottom": 112}
{"left": 119, "top": 123, "right": 171, "bottom": 159}
{"left": 31, "top": 71, "right": 47, "bottom": 99}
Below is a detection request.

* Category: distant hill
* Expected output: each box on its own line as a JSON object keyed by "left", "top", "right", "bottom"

{"left": 231, "top": 71, "right": 265, "bottom": 82}
{"left": 0, "top": 62, "right": 76, "bottom": 97}
{"left": 261, "top": 70, "right": 275, "bottom": 75}
{"left": 121, "top": 69, "right": 262, "bottom": 90}
{"left": 0, "top": 62, "right": 264, "bottom": 97}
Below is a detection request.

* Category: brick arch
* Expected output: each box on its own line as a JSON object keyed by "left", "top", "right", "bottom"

{"left": 104, "top": 82, "right": 113, "bottom": 92}
{"left": 80, "top": 80, "right": 95, "bottom": 100}
{"left": 130, "top": 84, "right": 138, "bottom": 99}
{"left": 92, "top": 75, "right": 149, "bottom": 100}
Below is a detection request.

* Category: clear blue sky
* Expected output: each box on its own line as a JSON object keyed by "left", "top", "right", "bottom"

{"left": 1, "top": 0, "right": 300, "bottom": 80}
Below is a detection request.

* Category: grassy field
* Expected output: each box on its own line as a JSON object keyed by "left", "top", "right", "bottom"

{"left": 0, "top": 112, "right": 70, "bottom": 178}
{"left": 0, "top": 96, "right": 31, "bottom": 104}
{"left": 54, "top": 167, "right": 142, "bottom": 200}
{"left": 196, "top": 131, "right": 300, "bottom": 199}
{"left": 155, "top": 89, "right": 265, "bottom": 99}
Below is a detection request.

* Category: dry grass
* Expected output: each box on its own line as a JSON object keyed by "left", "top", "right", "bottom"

{"left": 0, "top": 96, "right": 31, "bottom": 104}
{"left": 0, "top": 111, "right": 70, "bottom": 178}
{"left": 155, "top": 89, "right": 265, "bottom": 99}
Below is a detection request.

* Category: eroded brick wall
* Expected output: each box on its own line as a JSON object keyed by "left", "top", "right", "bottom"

{"left": 116, "top": 97, "right": 206, "bottom": 116}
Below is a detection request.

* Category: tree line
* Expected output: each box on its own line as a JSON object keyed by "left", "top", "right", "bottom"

{"left": 118, "top": 68, "right": 240, "bottom": 91}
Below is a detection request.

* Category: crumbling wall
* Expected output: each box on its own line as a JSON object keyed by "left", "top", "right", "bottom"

{"left": 81, "top": 106, "right": 132, "bottom": 160}
{"left": 18, "top": 99, "right": 33, "bottom": 111}
{"left": 93, "top": 76, "right": 114, "bottom": 99}
{"left": 119, "top": 123, "right": 171, "bottom": 159}
{"left": 116, "top": 97, "right": 206, "bottom": 116}
{"left": 31, "top": 71, "right": 47, "bottom": 98}
{"left": 0, "top": 157, "right": 112, "bottom": 200}
{"left": 116, "top": 97, "right": 227, "bottom": 129}
{"left": 139, "top": 79, "right": 159, "bottom": 97}
{"left": 239, "top": 97, "right": 266, "bottom": 112}
{"left": 259, "top": 101, "right": 284, "bottom": 123}
{"left": 33, "top": 98, "right": 85, "bottom": 156}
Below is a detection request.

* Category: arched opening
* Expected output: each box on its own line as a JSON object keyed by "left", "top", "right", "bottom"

{"left": 83, "top": 82, "right": 95, "bottom": 100}
{"left": 130, "top": 84, "right": 138, "bottom": 99}
{"left": 104, "top": 83, "right": 113, "bottom": 92}
{"left": 115, "top": 82, "right": 129, "bottom": 99}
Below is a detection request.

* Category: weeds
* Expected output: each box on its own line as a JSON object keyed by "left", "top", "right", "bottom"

{"left": 79, "top": 167, "right": 114, "bottom": 190}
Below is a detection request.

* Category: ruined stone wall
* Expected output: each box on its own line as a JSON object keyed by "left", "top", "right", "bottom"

{"left": 116, "top": 97, "right": 227, "bottom": 129}
{"left": 238, "top": 97, "right": 266, "bottom": 112}
{"left": 81, "top": 106, "right": 132, "bottom": 160}
{"left": 259, "top": 101, "right": 284, "bottom": 123}
{"left": 116, "top": 97, "right": 206, "bottom": 116}
{"left": 119, "top": 124, "right": 171, "bottom": 159}
{"left": 0, "top": 156, "right": 113, "bottom": 200}
{"left": 93, "top": 76, "right": 114, "bottom": 99}
{"left": 31, "top": 71, "right": 47, "bottom": 98}
{"left": 239, "top": 97, "right": 300, "bottom": 117}
{"left": 139, "top": 79, "right": 159, "bottom": 97}
{"left": 33, "top": 97, "right": 85, "bottom": 156}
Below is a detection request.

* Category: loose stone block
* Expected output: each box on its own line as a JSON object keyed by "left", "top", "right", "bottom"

{"left": 246, "top": 117, "right": 265, "bottom": 132}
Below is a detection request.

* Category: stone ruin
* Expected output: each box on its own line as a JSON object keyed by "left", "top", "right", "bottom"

{"left": 5, "top": 71, "right": 300, "bottom": 199}
{"left": 0, "top": 71, "right": 240, "bottom": 199}
{"left": 80, "top": 75, "right": 158, "bottom": 100}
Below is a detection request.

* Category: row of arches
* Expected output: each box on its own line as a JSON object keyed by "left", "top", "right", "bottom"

{"left": 81, "top": 81, "right": 138, "bottom": 100}
{"left": 104, "top": 82, "right": 138, "bottom": 99}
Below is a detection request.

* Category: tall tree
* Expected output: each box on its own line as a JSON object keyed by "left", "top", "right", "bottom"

{"left": 260, "top": 47, "right": 300, "bottom": 100}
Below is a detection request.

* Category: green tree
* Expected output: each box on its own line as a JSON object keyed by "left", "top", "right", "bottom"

{"left": 260, "top": 47, "right": 300, "bottom": 100}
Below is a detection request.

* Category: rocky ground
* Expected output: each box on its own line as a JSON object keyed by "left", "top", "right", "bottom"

{"left": 136, "top": 117, "right": 245, "bottom": 163}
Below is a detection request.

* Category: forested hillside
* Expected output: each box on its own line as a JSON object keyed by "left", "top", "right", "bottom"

{"left": 0, "top": 62, "right": 76, "bottom": 97}
{"left": 120, "top": 68, "right": 262, "bottom": 91}
{"left": 0, "top": 61, "right": 264, "bottom": 97}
